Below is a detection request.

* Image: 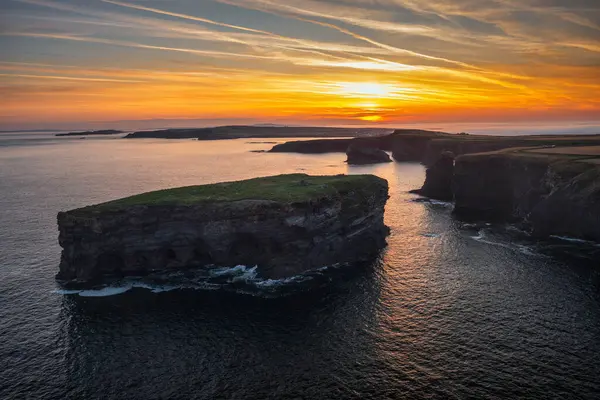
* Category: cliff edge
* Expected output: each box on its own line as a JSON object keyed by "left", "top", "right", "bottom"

{"left": 57, "top": 174, "right": 389, "bottom": 283}
{"left": 453, "top": 150, "right": 600, "bottom": 241}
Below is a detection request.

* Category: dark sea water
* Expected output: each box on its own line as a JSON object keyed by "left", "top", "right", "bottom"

{"left": 1, "top": 133, "right": 599, "bottom": 399}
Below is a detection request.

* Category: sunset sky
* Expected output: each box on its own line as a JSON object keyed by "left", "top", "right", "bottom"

{"left": 1, "top": 0, "right": 599, "bottom": 130}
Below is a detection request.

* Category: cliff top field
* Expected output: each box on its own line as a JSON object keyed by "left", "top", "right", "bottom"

{"left": 527, "top": 145, "right": 600, "bottom": 156}
{"left": 458, "top": 144, "right": 600, "bottom": 164}
{"left": 69, "top": 174, "right": 385, "bottom": 215}
{"left": 421, "top": 133, "right": 600, "bottom": 147}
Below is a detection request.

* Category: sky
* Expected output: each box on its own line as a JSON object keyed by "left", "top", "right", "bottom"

{"left": 1, "top": 0, "right": 599, "bottom": 130}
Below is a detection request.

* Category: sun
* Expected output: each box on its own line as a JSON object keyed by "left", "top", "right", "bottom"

{"left": 360, "top": 115, "right": 383, "bottom": 122}
{"left": 334, "top": 82, "right": 395, "bottom": 98}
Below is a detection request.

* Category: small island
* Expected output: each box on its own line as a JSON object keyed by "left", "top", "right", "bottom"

{"left": 57, "top": 174, "right": 389, "bottom": 283}
{"left": 55, "top": 129, "right": 123, "bottom": 137}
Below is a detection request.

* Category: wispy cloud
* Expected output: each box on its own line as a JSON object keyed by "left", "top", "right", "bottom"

{"left": 1, "top": 0, "right": 599, "bottom": 127}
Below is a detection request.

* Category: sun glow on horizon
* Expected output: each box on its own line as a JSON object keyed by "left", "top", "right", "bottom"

{"left": 360, "top": 115, "right": 383, "bottom": 122}
{"left": 333, "top": 82, "right": 398, "bottom": 98}
{"left": 1, "top": 0, "right": 599, "bottom": 130}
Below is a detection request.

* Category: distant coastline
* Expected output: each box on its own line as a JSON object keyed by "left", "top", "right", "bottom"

{"left": 124, "top": 125, "right": 391, "bottom": 140}
{"left": 0, "top": 129, "right": 70, "bottom": 133}
{"left": 55, "top": 130, "right": 124, "bottom": 137}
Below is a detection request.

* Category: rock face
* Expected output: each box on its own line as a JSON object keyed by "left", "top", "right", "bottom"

{"left": 391, "top": 131, "right": 447, "bottom": 162}
{"left": 528, "top": 167, "right": 600, "bottom": 239}
{"left": 346, "top": 144, "right": 392, "bottom": 165}
{"left": 453, "top": 152, "right": 600, "bottom": 241}
{"left": 57, "top": 174, "right": 389, "bottom": 283}
{"left": 411, "top": 151, "right": 455, "bottom": 201}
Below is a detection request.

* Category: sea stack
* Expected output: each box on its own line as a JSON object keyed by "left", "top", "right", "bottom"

{"left": 57, "top": 174, "right": 389, "bottom": 283}
{"left": 346, "top": 143, "right": 392, "bottom": 165}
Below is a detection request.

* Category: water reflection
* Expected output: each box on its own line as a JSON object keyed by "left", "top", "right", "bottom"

{"left": 59, "top": 260, "right": 388, "bottom": 399}
{"left": 2, "top": 136, "right": 599, "bottom": 399}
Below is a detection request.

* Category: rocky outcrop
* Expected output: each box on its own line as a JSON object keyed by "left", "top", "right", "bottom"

{"left": 270, "top": 139, "right": 353, "bottom": 153}
{"left": 267, "top": 129, "right": 445, "bottom": 155}
{"left": 421, "top": 139, "right": 521, "bottom": 166}
{"left": 57, "top": 174, "right": 389, "bottom": 283}
{"left": 529, "top": 167, "right": 600, "bottom": 239}
{"left": 391, "top": 130, "right": 447, "bottom": 162}
{"left": 391, "top": 132, "right": 600, "bottom": 166}
{"left": 267, "top": 131, "right": 600, "bottom": 165}
{"left": 268, "top": 135, "right": 395, "bottom": 154}
{"left": 453, "top": 152, "right": 600, "bottom": 241}
{"left": 346, "top": 144, "right": 392, "bottom": 165}
{"left": 411, "top": 151, "right": 455, "bottom": 201}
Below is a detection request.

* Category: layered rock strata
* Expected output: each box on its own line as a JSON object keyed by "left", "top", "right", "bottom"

{"left": 57, "top": 174, "right": 390, "bottom": 282}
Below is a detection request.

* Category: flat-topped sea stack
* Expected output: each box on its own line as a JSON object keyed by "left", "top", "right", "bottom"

{"left": 57, "top": 174, "right": 389, "bottom": 283}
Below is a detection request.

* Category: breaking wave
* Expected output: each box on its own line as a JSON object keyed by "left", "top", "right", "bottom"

{"left": 421, "top": 233, "right": 441, "bottom": 238}
{"left": 411, "top": 197, "right": 453, "bottom": 208}
{"left": 550, "top": 235, "right": 599, "bottom": 246}
{"left": 469, "top": 229, "right": 539, "bottom": 256}
{"left": 53, "top": 264, "right": 346, "bottom": 298}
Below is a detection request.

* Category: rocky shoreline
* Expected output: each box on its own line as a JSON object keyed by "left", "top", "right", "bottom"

{"left": 56, "top": 127, "right": 600, "bottom": 285}
{"left": 413, "top": 146, "right": 600, "bottom": 242}
{"left": 454, "top": 151, "right": 600, "bottom": 241}
{"left": 265, "top": 129, "right": 600, "bottom": 243}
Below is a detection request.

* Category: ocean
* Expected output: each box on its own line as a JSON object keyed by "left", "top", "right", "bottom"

{"left": 1, "top": 132, "right": 599, "bottom": 399}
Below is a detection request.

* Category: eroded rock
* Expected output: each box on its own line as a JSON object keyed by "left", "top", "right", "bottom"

{"left": 411, "top": 151, "right": 455, "bottom": 201}
{"left": 346, "top": 144, "right": 392, "bottom": 165}
{"left": 57, "top": 174, "right": 389, "bottom": 283}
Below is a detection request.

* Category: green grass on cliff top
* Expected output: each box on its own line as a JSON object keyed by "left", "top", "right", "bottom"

{"left": 72, "top": 174, "right": 384, "bottom": 214}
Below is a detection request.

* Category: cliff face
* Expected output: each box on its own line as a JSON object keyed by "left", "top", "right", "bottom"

{"left": 528, "top": 166, "right": 600, "bottom": 239}
{"left": 411, "top": 151, "right": 455, "bottom": 201}
{"left": 57, "top": 174, "right": 389, "bottom": 283}
{"left": 453, "top": 154, "right": 550, "bottom": 220}
{"left": 391, "top": 131, "right": 447, "bottom": 161}
{"left": 453, "top": 153, "right": 600, "bottom": 240}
